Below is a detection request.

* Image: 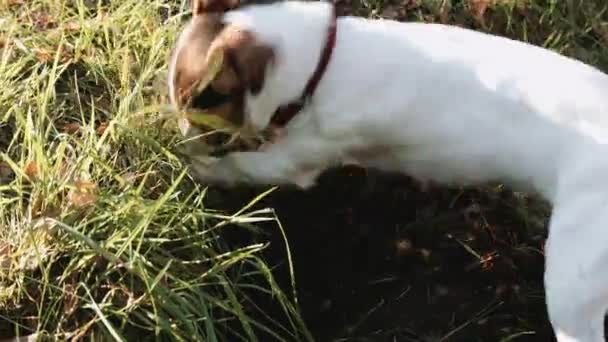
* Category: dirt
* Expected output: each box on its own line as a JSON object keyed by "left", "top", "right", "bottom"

{"left": 209, "top": 166, "right": 557, "bottom": 342}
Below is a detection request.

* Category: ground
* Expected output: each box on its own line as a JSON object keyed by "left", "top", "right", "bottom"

{"left": 0, "top": 0, "right": 607, "bottom": 341}
{"left": 212, "top": 167, "right": 552, "bottom": 341}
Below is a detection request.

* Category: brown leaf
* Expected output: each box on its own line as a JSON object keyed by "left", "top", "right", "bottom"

{"left": 61, "top": 122, "right": 81, "bottom": 134}
{"left": 63, "top": 21, "right": 82, "bottom": 32}
{"left": 69, "top": 192, "right": 97, "bottom": 208}
{"left": 96, "top": 121, "right": 109, "bottom": 135}
{"left": 60, "top": 46, "right": 73, "bottom": 63}
{"left": 75, "top": 180, "right": 97, "bottom": 192}
{"left": 468, "top": 0, "right": 492, "bottom": 20}
{"left": 33, "top": 48, "right": 52, "bottom": 63}
{"left": 592, "top": 21, "right": 608, "bottom": 47}
{"left": 68, "top": 180, "right": 98, "bottom": 208}
{"left": 63, "top": 283, "right": 78, "bottom": 315}
{"left": 31, "top": 12, "right": 57, "bottom": 30}
{"left": 0, "top": 243, "right": 12, "bottom": 272}
{"left": 33, "top": 44, "right": 72, "bottom": 64}
{"left": 24, "top": 161, "right": 39, "bottom": 179}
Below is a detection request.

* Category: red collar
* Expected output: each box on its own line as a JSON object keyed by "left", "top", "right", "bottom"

{"left": 268, "top": 5, "right": 338, "bottom": 128}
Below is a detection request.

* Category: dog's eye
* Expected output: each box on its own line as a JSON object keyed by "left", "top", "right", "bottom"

{"left": 191, "top": 86, "right": 231, "bottom": 110}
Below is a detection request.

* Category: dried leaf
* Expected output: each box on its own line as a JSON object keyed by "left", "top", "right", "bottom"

{"left": 68, "top": 180, "right": 98, "bottom": 208}
{"left": 63, "top": 283, "right": 78, "bottom": 315}
{"left": 31, "top": 12, "right": 57, "bottom": 30}
{"left": 592, "top": 21, "right": 608, "bottom": 46}
{"left": 33, "top": 48, "right": 52, "bottom": 63}
{"left": 0, "top": 243, "right": 12, "bottom": 272}
{"left": 60, "top": 46, "right": 73, "bottom": 63}
{"left": 68, "top": 192, "right": 97, "bottom": 208}
{"left": 469, "top": 0, "right": 492, "bottom": 20}
{"left": 24, "top": 161, "right": 39, "bottom": 179}
{"left": 61, "top": 122, "right": 81, "bottom": 134}
{"left": 63, "top": 21, "right": 81, "bottom": 31}
{"left": 96, "top": 121, "right": 109, "bottom": 135}
{"left": 75, "top": 180, "right": 97, "bottom": 191}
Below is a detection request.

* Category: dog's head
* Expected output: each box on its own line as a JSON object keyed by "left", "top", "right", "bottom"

{"left": 168, "top": 0, "right": 275, "bottom": 136}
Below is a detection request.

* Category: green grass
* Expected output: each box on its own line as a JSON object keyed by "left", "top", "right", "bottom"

{"left": 0, "top": 0, "right": 606, "bottom": 341}
{"left": 0, "top": 0, "right": 310, "bottom": 340}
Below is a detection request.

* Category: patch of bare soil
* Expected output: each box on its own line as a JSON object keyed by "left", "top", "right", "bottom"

{"left": 210, "top": 166, "right": 557, "bottom": 341}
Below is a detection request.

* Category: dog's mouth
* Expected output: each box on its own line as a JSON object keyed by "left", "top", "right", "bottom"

{"left": 181, "top": 88, "right": 267, "bottom": 157}
{"left": 191, "top": 84, "right": 232, "bottom": 111}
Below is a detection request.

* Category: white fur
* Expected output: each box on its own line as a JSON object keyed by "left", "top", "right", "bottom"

{"left": 171, "top": 2, "right": 608, "bottom": 340}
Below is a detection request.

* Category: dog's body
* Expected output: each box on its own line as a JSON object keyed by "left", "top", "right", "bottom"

{"left": 168, "top": 1, "right": 608, "bottom": 341}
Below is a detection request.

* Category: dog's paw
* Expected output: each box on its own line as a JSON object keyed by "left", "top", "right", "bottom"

{"left": 291, "top": 168, "right": 321, "bottom": 190}
{"left": 189, "top": 154, "right": 220, "bottom": 167}
{"left": 187, "top": 155, "right": 238, "bottom": 186}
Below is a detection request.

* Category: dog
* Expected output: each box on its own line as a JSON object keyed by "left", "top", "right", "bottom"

{"left": 168, "top": 0, "right": 608, "bottom": 340}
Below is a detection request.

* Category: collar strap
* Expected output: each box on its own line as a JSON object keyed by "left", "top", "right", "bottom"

{"left": 269, "top": 5, "right": 338, "bottom": 128}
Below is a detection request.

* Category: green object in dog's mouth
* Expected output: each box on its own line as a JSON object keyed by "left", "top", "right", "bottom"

{"left": 175, "top": 49, "right": 270, "bottom": 153}
{"left": 184, "top": 110, "right": 239, "bottom": 131}
{"left": 180, "top": 49, "right": 238, "bottom": 131}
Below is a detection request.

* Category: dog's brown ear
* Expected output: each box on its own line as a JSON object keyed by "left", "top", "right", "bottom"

{"left": 192, "top": 0, "right": 239, "bottom": 16}
{"left": 208, "top": 27, "right": 275, "bottom": 95}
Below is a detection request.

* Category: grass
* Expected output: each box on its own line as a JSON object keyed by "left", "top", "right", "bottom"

{"left": 0, "top": 0, "right": 310, "bottom": 340}
{"left": 0, "top": 0, "right": 606, "bottom": 341}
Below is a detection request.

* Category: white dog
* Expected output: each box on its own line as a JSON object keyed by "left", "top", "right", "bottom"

{"left": 168, "top": 1, "right": 608, "bottom": 340}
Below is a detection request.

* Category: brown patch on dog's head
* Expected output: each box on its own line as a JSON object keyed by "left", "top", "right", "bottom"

{"left": 192, "top": 0, "right": 239, "bottom": 16}
{"left": 169, "top": 0, "right": 275, "bottom": 130}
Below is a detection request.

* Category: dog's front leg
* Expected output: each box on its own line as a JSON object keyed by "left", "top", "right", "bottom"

{"left": 187, "top": 138, "right": 337, "bottom": 189}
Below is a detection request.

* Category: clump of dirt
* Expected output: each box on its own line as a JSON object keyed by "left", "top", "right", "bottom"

{"left": 209, "top": 166, "right": 556, "bottom": 341}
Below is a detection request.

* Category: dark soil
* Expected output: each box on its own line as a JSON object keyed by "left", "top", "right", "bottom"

{"left": 209, "top": 166, "right": 556, "bottom": 342}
